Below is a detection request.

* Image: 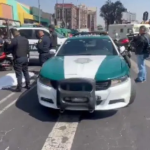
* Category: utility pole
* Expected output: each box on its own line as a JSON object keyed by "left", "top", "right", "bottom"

{"left": 38, "top": 0, "right": 41, "bottom": 23}
{"left": 62, "top": 0, "right": 65, "bottom": 28}
{"left": 54, "top": 0, "right": 58, "bottom": 26}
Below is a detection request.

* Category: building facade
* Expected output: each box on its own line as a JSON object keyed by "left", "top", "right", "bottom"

{"left": 87, "top": 7, "right": 97, "bottom": 31}
{"left": 0, "top": 0, "right": 51, "bottom": 25}
{"left": 77, "top": 4, "right": 88, "bottom": 29}
{"left": 122, "top": 12, "right": 136, "bottom": 23}
{"left": 55, "top": 3, "right": 97, "bottom": 30}
{"left": 55, "top": 3, "right": 78, "bottom": 29}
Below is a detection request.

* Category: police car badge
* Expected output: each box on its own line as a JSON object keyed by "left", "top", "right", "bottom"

{"left": 74, "top": 58, "right": 92, "bottom": 64}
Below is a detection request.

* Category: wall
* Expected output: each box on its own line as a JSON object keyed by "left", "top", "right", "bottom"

{"left": 17, "top": 2, "right": 33, "bottom": 24}
{"left": 0, "top": 3, "right": 13, "bottom": 19}
{"left": 0, "top": 0, "right": 50, "bottom": 25}
{"left": 7, "top": 0, "right": 18, "bottom": 20}
{"left": 0, "top": 0, "right": 34, "bottom": 24}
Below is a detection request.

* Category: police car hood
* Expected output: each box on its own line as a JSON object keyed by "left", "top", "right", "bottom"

{"left": 40, "top": 55, "right": 129, "bottom": 81}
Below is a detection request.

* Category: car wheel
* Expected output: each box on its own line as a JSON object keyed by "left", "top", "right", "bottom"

{"left": 128, "top": 79, "right": 136, "bottom": 105}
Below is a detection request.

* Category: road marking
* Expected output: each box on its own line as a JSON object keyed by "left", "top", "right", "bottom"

{"left": 0, "top": 99, "right": 17, "bottom": 115}
{"left": 0, "top": 81, "right": 36, "bottom": 115}
{"left": 41, "top": 114, "right": 80, "bottom": 150}
{"left": 0, "top": 93, "right": 15, "bottom": 105}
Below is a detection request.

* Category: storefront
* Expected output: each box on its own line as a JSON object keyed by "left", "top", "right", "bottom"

{"left": 17, "top": 2, "right": 34, "bottom": 24}
{"left": 0, "top": 0, "right": 35, "bottom": 24}
{"left": 0, "top": 0, "right": 51, "bottom": 25}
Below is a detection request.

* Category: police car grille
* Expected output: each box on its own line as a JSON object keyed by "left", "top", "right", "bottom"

{"left": 96, "top": 81, "right": 110, "bottom": 90}
{"left": 60, "top": 82, "right": 93, "bottom": 91}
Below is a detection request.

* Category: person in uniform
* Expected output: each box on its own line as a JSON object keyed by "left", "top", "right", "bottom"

{"left": 36, "top": 30, "right": 51, "bottom": 66}
{"left": 48, "top": 25, "right": 57, "bottom": 49}
{"left": 6, "top": 30, "right": 30, "bottom": 92}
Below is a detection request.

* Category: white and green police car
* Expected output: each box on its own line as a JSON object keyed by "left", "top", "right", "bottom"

{"left": 10, "top": 27, "right": 67, "bottom": 60}
{"left": 37, "top": 34, "right": 136, "bottom": 113}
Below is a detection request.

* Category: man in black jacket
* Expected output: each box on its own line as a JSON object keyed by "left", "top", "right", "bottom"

{"left": 6, "top": 30, "right": 30, "bottom": 92}
{"left": 49, "top": 25, "right": 57, "bottom": 49}
{"left": 134, "top": 26, "right": 150, "bottom": 83}
{"left": 36, "top": 30, "right": 51, "bottom": 66}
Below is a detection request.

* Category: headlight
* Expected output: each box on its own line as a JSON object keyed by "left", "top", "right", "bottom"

{"left": 39, "top": 75, "right": 51, "bottom": 86}
{"left": 111, "top": 76, "right": 128, "bottom": 86}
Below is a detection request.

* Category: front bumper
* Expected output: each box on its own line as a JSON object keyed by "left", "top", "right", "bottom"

{"left": 37, "top": 78, "right": 132, "bottom": 111}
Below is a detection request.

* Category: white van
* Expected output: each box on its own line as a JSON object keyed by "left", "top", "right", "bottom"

{"left": 108, "top": 24, "right": 150, "bottom": 39}
{"left": 10, "top": 27, "right": 67, "bottom": 59}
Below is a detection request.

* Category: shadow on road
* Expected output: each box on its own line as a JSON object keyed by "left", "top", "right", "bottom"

{"left": 80, "top": 110, "right": 117, "bottom": 121}
{"left": 15, "top": 81, "right": 59, "bottom": 122}
{"left": 15, "top": 79, "right": 117, "bottom": 122}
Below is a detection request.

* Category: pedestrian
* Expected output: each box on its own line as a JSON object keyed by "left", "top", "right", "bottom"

{"left": 36, "top": 30, "right": 51, "bottom": 66}
{"left": 48, "top": 24, "right": 58, "bottom": 50}
{"left": 134, "top": 25, "right": 150, "bottom": 83}
{"left": 6, "top": 30, "right": 30, "bottom": 92}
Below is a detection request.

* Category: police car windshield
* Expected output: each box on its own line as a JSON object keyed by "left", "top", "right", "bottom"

{"left": 56, "top": 37, "right": 118, "bottom": 56}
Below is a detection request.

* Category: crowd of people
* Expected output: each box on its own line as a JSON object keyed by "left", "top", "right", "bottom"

{"left": 1, "top": 24, "right": 57, "bottom": 92}
{"left": 0, "top": 23, "right": 150, "bottom": 92}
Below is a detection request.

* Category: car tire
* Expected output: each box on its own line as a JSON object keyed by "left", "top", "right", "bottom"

{"left": 128, "top": 79, "right": 136, "bottom": 105}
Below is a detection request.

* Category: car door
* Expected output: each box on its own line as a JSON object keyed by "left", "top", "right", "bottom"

{"left": 32, "top": 29, "right": 51, "bottom": 58}
{"left": 17, "top": 28, "right": 39, "bottom": 59}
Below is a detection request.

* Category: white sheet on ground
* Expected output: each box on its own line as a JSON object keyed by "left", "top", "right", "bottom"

{"left": 0, "top": 72, "right": 35, "bottom": 89}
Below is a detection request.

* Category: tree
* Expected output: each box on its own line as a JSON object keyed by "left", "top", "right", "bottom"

{"left": 100, "top": 0, "right": 127, "bottom": 30}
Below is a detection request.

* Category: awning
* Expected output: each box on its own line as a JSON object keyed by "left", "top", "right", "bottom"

{"left": 33, "top": 16, "right": 50, "bottom": 24}
{"left": 24, "top": 13, "right": 33, "bottom": 20}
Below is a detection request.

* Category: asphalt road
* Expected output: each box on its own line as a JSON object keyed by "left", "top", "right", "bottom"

{"left": 0, "top": 57, "right": 150, "bottom": 150}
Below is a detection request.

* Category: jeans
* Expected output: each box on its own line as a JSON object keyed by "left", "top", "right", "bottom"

{"left": 136, "top": 54, "right": 146, "bottom": 81}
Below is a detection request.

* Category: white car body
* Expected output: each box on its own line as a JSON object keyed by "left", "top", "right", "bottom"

{"left": 10, "top": 27, "right": 67, "bottom": 60}
{"left": 37, "top": 35, "right": 135, "bottom": 112}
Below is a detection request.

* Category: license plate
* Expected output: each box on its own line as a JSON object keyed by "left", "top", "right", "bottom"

{"left": 71, "top": 98, "right": 87, "bottom": 102}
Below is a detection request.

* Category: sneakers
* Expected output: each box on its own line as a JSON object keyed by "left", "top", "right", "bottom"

{"left": 24, "top": 85, "right": 31, "bottom": 89}
{"left": 135, "top": 78, "right": 146, "bottom": 83}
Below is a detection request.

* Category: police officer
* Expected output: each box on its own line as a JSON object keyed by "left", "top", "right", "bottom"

{"left": 36, "top": 30, "right": 51, "bottom": 66}
{"left": 6, "top": 30, "right": 30, "bottom": 92}
{"left": 134, "top": 26, "right": 150, "bottom": 83}
{"left": 49, "top": 25, "right": 57, "bottom": 49}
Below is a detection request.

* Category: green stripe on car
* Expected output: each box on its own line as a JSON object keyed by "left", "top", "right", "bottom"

{"left": 95, "top": 56, "right": 129, "bottom": 81}
{"left": 40, "top": 56, "right": 65, "bottom": 80}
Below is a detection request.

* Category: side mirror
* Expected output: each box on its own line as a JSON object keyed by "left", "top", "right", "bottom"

{"left": 119, "top": 46, "right": 126, "bottom": 53}
{"left": 49, "top": 49, "right": 56, "bottom": 55}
